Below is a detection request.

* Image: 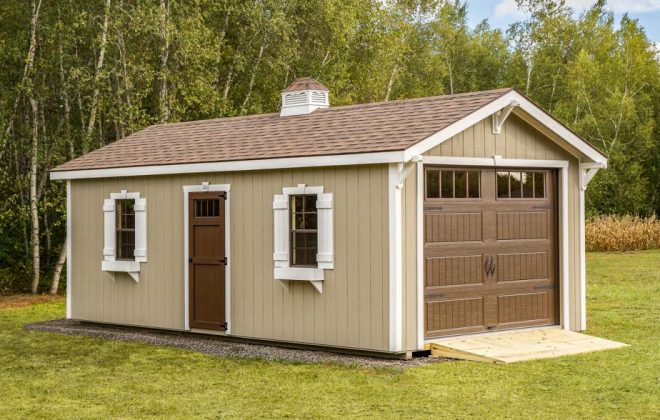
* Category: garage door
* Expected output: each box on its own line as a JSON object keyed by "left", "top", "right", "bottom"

{"left": 424, "top": 167, "right": 558, "bottom": 338}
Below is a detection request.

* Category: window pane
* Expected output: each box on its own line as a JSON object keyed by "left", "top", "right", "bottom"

{"left": 534, "top": 172, "right": 545, "bottom": 197}
{"left": 303, "top": 195, "right": 316, "bottom": 212}
{"left": 293, "top": 232, "right": 307, "bottom": 248}
{"left": 426, "top": 170, "right": 440, "bottom": 198}
{"left": 117, "top": 230, "right": 135, "bottom": 260}
{"left": 293, "top": 247, "right": 306, "bottom": 266}
{"left": 306, "top": 213, "right": 317, "bottom": 230}
{"left": 454, "top": 171, "right": 466, "bottom": 198}
{"left": 468, "top": 171, "right": 480, "bottom": 198}
{"left": 522, "top": 172, "right": 534, "bottom": 198}
{"left": 292, "top": 195, "right": 303, "bottom": 212}
{"left": 510, "top": 172, "right": 522, "bottom": 198}
{"left": 305, "top": 249, "right": 317, "bottom": 266}
{"left": 294, "top": 213, "right": 304, "bottom": 229}
{"left": 497, "top": 172, "right": 509, "bottom": 198}
{"left": 441, "top": 171, "right": 453, "bottom": 198}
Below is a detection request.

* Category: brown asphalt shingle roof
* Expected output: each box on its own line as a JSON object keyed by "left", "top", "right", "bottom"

{"left": 282, "top": 77, "right": 329, "bottom": 92}
{"left": 52, "top": 87, "right": 513, "bottom": 172}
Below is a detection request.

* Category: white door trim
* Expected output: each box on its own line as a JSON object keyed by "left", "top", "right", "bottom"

{"left": 66, "top": 180, "right": 72, "bottom": 319}
{"left": 183, "top": 183, "right": 232, "bottom": 333}
{"left": 417, "top": 156, "right": 571, "bottom": 348}
{"left": 388, "top": 164, "right": 404, "bottom": 352}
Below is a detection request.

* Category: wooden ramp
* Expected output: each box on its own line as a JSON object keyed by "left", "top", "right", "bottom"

{"left": 427, "top": 328, "right": 627, "bottom": 364}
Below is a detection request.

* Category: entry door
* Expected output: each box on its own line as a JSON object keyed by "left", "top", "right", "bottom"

{"left": 189, "top": 192, "right": 226, "bottom": 330}
{"left": 424, "top": 167, "right": 558, "bottom": 338}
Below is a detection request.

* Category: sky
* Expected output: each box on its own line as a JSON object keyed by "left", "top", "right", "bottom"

{"left": 465, "top": 0, "right": 660, "bottom": 43}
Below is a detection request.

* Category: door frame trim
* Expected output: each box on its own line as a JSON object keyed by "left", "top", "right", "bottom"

{"left": 183, "top": 183, "right": 231, "bottom": 333}
{"left": 417, "top": 156, "right": 569, "bottom": 349}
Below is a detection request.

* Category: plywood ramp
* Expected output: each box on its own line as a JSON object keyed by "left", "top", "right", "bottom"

{"left": 427, "top": 328, "right": 627, "bottom": 364}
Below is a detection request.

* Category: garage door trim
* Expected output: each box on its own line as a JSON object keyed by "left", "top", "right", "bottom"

{"left": 416, "top": 156, "right": 569, "bottom": 348}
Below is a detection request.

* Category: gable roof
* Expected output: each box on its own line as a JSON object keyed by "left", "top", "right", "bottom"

{"left": 51, "top": 87, "right": 606, "bottom": 179}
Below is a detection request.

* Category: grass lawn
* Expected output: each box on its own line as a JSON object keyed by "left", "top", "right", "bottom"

{"left": 1, "top": 251, "right": 658, "bottom": 419}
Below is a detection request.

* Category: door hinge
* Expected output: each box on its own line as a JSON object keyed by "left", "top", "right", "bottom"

{"left": 222, "top": 257, "right": 228, "bottom": 265}
{"left": 222, "top": 322, "right": 228, "bottom": 330}
{"left": 189, "top": 257, "right": 192, "bottom": 263}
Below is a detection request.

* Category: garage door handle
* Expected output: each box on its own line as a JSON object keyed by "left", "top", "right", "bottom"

{"left": 484, "top": 258, "right": 491, "bottom": 276}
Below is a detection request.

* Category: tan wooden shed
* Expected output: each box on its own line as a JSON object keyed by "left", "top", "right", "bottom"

{"left": 50, "top": 78, "right": 607, "bottom": 358}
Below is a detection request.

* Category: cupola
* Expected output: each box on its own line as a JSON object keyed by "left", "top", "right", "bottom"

{"left": 280, "top": 77, "right": 330, "bottom": 116}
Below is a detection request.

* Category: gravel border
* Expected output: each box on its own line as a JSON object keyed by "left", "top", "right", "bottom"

{"left": 25, "top": 319, "right": 447, "bottom": 368}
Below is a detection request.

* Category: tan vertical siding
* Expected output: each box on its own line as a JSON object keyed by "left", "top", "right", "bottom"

{"left": 70, "top": 165, "right": 391, "bottom": 351}
{"left": 402, "top": 112, "right": 584, "bottom": 350}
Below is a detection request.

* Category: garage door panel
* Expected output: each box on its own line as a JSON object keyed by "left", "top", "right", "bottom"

{"left": 497, "top": 292, "right": 552, "bottom": 324}
{"left": 425, "top": 297, "right": 485, "bottom": 336}
{"left": 425, "top": 212, "right": 482, "bottom": 243}
{"left": 496, "top": 252, "right": 549, "bottom": 282}
{"left": 496, "top": 211, "right": 548, "bottom": 240}
{"left": 425, "top": 255, "right": 484, "bottom": 287}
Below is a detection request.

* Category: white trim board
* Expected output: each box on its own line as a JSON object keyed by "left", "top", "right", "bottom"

{"left": 50, "top": 90, "right": 606, "bottom": 181}
{"left": 183, "top": 183, "right": 232, "bottom": 333}
{"left": 416, "top": 157, "right": 572, "bottom": 349}
{"left": 388, "top": 164, "right": 404, "bottom": 352}
{"left": 66, "top": 180, "right": 72, "bottom": 319}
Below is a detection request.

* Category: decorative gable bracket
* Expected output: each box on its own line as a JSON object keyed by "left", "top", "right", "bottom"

{"left": 492, "top": 100, "right": 520, "bottom": 134}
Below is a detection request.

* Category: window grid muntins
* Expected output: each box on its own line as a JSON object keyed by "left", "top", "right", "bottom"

{"left": 195, "top": 198, "right": 220, "bottom": 218}
{"left": 290, "top": 194, "right": 318, "bottom": 267}
{"left": 497, "top": 171, "right": 546, "bottom": 199}
{"left": 116, "top": 199, "right": 135, "bottom": 260}
{"left": 426, "top": 169, "right": 480, "bottom": 199}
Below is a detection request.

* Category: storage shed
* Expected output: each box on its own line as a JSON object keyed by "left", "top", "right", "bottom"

{"left": 50, "top": 78, "right": 607, "bottom": 358}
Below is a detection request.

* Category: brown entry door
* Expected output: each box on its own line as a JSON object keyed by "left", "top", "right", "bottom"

{"left": 424, "top": 167, "right": 558, "bottom": 338}
{"left": 189, "top": 192, "right": 226, "bottom": 330}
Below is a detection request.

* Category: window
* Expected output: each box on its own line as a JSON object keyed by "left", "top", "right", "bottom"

{"left": 116, "top": 199, "right": 135, "bottom": 260}
{"left": 273, "top": 184, "right": 333, "bottom": 292}
{"left": 426, "top": 169, "right": 480, "bottom": 199}
{"left": 290, "top": 195, "right": 318, "bottom": 267}
{"left": 102, "top": 190, "right": 147, "bottom": 282}
{"left": 497, "top": 171, "right": 546, "bottom": 199}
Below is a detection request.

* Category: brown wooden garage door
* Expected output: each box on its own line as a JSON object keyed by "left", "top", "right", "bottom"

{"left": 424, "top": 167, "right": 558, "bottom": 338}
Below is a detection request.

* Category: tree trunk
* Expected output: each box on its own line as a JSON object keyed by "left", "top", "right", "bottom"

{"left": 29, "top": 97, "right": 40, "bottom": 294}
{"left": 159, "top": 0, "right": 170, "bottom": 123}
{"left": 384, "top": 65, "right": 397, "bottom": 102}
{"left": 50, "top": 238, "right": 67, "bottom": 294}
{"left": 1, "top": 0, "right": 42, "bottom": 159}
{"left": 241, "top": 41, "right": 266, "bottom": 112}
{"left": 58, "top": 24, "right": 73, "bottom": 159}
{"left": 83, "top": 0, "right": 111, "bottom": 153}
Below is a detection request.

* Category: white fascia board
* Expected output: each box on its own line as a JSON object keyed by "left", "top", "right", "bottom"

{"left": 50, "top": 151, "right": 406, "bottom": 180}
{"left": 404, "top": 91, "right": 607, "bottom": 166}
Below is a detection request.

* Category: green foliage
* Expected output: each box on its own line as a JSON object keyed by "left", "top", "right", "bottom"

{"left": 0, "top": 251, "right": 658, "bottom": 417}
{"left": 0, "top": 0, "right": 658, "bottom": 293}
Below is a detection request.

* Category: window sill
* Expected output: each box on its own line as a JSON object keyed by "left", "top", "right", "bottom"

{"left": 274, "top": 266, "right": 324, "bottom": 293}
{"left": 101, "top": 260, "right": 141, "bottom": 282}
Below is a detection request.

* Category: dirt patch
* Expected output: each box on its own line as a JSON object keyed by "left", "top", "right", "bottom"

{"left": 25, "top": 319, "right": 447, "bottom": 368}
{"left": 0, "top": 294, "right": 65, "bottom": 310}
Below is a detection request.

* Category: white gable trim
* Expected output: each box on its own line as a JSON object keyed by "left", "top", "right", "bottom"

{"left": 404, "top": 90, "right": 607, "bottom": 165}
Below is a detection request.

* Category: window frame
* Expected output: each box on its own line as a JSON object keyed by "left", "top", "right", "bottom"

{"left": 101, "top": 190, "right": 147, "bottom": 282}
{"left": 273, "top": 184, "right": 333, "bottom": 292}
{"left": 425, "top": 167, "right": 482, "bottom": 200}
{"left": 289, "top": 194, "right": 319, "bottom": 268}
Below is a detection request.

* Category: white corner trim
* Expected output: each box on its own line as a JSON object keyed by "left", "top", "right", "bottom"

{"left": 66, "top": 180, "right": 72, "bottom": 319}
{"left": 577, "top": 163, "right": 601, "bottom": 331}
{"left": 273, "top": 184, "right": 333, "bottom": 290}
{"left": 415, "top": 162, "right": 424, "bottom": 350}
{"left": 560, "top": 165, "right": 570, "bottom": 330}
{"left": 183, "top": 183, "right": 231, "bottom": 333}
{"left": 388, "top": 164, "right": 404, "bottom": 352}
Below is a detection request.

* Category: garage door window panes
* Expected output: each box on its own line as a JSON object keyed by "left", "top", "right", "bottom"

{"left": 426, "top": 169, "right": 480, "bottom": 199}
{"left": 497, "top": 171, "right": 545, "bottom": 199}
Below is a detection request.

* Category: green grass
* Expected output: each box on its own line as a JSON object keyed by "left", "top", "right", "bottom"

{"left": 1, "top": 251, "right": 658, "bottom": 419}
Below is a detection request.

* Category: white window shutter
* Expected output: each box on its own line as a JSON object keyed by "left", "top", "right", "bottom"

{"left": 103, "top": 199, "right": 115, "bottom": 260}
{"left": 316, "top": 193, "right": 333, "bottom": 269}
{"left": 134, "top": 197, "right": 147, "bottom": 262}
{"left": 273, "top": 194, "right": 289, "bottom": 265}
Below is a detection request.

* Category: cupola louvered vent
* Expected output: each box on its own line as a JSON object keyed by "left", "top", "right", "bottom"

{"left": 280, "top": 77, "right": 330, "bottom": 117}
